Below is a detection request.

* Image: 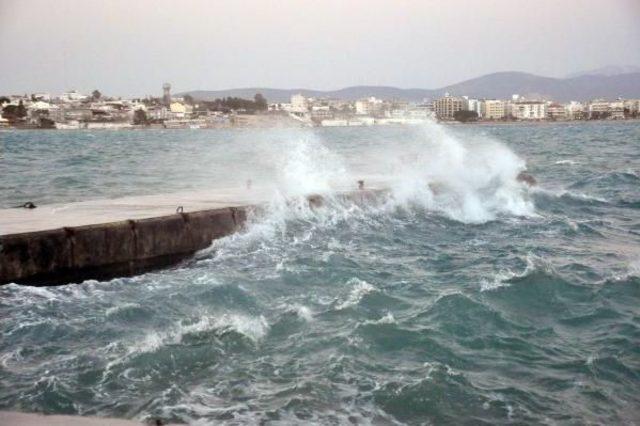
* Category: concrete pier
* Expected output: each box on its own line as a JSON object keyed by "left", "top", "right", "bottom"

{"left": 0, "top": 187, "right": 383, "bottom": 285}
{"left": 0, "top": 411, "right": 144, "bottom": 426}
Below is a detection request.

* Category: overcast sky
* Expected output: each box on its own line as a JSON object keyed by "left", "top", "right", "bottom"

{"left": 1, "top": 0, "right": 639, "bottom": 97}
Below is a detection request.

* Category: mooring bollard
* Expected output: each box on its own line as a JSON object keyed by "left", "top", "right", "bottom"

{"left": 13, "top": 202, "right": 37, "bottom": 209}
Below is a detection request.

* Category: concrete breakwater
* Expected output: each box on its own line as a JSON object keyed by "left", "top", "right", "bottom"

{"left": 0, "top": 189, "right": 382, "bottom": 285}
{"left": 0, "top": 207, "right": 248, "bottom": 285}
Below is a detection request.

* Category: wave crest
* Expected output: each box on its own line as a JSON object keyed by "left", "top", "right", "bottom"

{"left": 336, "top": 278, "right": 376, "bottom": 310}
{"left": 480, "top": 254, "right": 553, "bottom": 292}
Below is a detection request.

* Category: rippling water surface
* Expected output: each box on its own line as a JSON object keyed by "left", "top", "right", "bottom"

{"left": 1, "top": 122, "right": 639, "bottom": 424}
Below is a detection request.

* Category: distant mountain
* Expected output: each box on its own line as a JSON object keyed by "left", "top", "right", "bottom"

{"left": 181, "top": 71, "right": 640, "bottom": 103}
{"left": 435, "top": 71, "right": 640, "bottom": 101}
{"left": 566, "top": 65, "right": 640, "bottom": 78}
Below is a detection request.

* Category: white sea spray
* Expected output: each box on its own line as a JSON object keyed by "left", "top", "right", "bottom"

{"left": 294, "top": 305, "right": 314, "bottom": 322}
{"left": 336, "top": 278, "right": 376, "bottom": 310}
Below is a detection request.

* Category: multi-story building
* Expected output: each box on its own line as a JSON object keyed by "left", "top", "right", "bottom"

{"left": 546, "top": 103, "right": 566, "bottom": 120}
{"left": 511, "top": 101, "right": 547, "bottom": 120}
{"left": 355, "top": 99, "right": 371, "bottom": 115}
{"left": 606, "top": 100, "right": 624, "bottom": 119}
{"left": 564, "top": 101, "right": 585, "bottom": 120}
{"left": 463, "top": 97, "right": 481, "bottom": 117}
{"left": 480, "top": 99, "right": 505, "bottom": 120}
{"left": 169, "top": 102, "right": 191, "bottom": 119}
{"left": 290, "top": 94, "right": 308, "bottom": 113}
{"left": 587, "top": 99, "right": 610, "bottom": 119}
{"left": 623, "top": 99, "right": 640, "bottom": 116}
{"left": 310, "top": 105, "right": 333, "bottom": 121}
{"left": 60, "top": 90, "right": 87, "bottom": 103}
{"left": 147, "top": 105, "right": 169, "bottom": 121}
{"left": 584, "top": 99, "right": 628, "bottom": 119}
{"left": 27, "top": 101, "right": 63, "bottom": 124}
{"left": 355, "top": 97, "right": 384, "bottom": 116}
{"left": 433, "top": 93, "right": 465, "bottom": 120}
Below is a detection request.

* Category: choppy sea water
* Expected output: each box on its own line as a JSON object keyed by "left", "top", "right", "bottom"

{"left": 1, "top": 122, "right": 639, "bottom": 424}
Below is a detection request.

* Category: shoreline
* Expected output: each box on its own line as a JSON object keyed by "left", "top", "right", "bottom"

{"left": 2, "top": 118, "right": 639, "bottom": 131}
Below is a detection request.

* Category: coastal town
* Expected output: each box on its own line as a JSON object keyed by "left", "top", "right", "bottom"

{"left": 1, "top": 83, "right": 639, "bottom": 129}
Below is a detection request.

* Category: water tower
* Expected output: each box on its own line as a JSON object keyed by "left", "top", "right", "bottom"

{"left": 162, "top": 83, "right": 171, "bottom": 105}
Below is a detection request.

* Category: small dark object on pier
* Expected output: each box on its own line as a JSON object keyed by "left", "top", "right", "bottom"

{"left": 16, "top": 202, "right": 37, "bottom": 209}
{"left": 357, "top": 180, "right": 365, "bottom": 190}
{"left": 176, "top": 206, "right": 184, "bottom": 213}
{"left": 307, "top": 194, "right": 324, "bottom": 208}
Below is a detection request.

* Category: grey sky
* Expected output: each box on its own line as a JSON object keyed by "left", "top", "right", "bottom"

{"left": 1, "top": 0, "right": 639, "bottom": 97}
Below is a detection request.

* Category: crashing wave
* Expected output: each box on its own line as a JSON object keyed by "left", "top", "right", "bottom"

{"left": 203, "top": 120, "right": 538, "bottom": 263}
{"left": 554, "top": 159, "right": 578, "bottom": 165}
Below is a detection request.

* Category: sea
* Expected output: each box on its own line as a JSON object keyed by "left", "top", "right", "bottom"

{"left": 1, "top": 121, "right": 639, "bottom": 424}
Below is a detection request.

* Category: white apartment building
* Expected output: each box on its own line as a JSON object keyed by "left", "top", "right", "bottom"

{"left": 355, "top": 97, "right": 384, "bottom": 115}
{"left": 585, "top": 99, "right": 628, "bottom": 119}
{"left": 355, "top": 99, "right": 371, "bottom": 115}
{"left": 511, "top": 101, "right": 547, "bottom": 120}
{"left": 463, "top": 97, "right": 481, "bottom": 117}
{"left": 480, "top": 99, "right": 505, "bottom": 120}
{"left": 60, "top": 90, "right": 88, "bottom": 102}
{"left": 290, "top": 94, "right": 308, "bottom": 113}
{"left": 564, "top": 101, "right": 584, "bottom": 120}
{"left": 587, "top": 99, "right": 610, "bottom": 118}
{"left": 27, "top": 101, "right": 64, "bottom": 123}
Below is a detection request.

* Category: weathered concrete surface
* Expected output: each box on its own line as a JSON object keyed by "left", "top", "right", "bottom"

{"left": 0, "top": 188, "right": 274, "bottom": 235}
{"left": 0, "top": 188, "right": 385, "bottom": 286}
{"left": 0, "top": 411, "right": 146, "bottom": 425}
